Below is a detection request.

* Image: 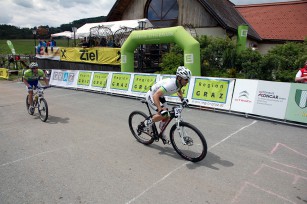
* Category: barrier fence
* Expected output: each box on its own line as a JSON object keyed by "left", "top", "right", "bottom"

{"left": 49, "top": 69, "right": 307, "bottom": 125}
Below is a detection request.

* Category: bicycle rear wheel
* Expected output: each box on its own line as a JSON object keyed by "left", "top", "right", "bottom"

{"left": 128, "top": 111, "right": 154, "bottom": 145}
{"left": 26, "top": 95, "right": 34, "bottom": 115}
{"left": 38, "top": 98, "right": 48, "bottom": 122}
{"left": 170, "top": 122, "right": 207, "bottom": 162}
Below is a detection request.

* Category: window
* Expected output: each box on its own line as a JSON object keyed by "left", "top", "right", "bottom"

{"left": 145, "top": 0, "right": 178, "bottom": 28}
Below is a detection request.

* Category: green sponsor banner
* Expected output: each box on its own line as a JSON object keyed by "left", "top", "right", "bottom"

{"left": 237, "top": 25, "right": 248, "bottom": 53}
{"left": 92, "top": 72, "right": 109, "bottom": 88}
{"left": 111, "top": 73, "right": 131, "bottom": 90}
{"left": 162, "top": 75, "right": 189, "bottom": 98}
{"left": 7, "top": 40, "right": 16, "bottom": 54}
{"left": 77, "top": 71, "right": 92, "bottom": 86}
{"left": 131, "top": 74, "right": 157, "bottom": 93}
{"left": 285, "top": 83, "right": 307, "bottom": 124}
{"left": 192, "top": 78, "right": 229, "bottom": 103}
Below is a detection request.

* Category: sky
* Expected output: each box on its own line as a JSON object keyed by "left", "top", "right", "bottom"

{"left": 0, "top": 0, "right": 294, "bottom": 29}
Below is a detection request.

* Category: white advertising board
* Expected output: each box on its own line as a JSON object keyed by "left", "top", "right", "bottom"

{"left": 49, "top": 70, "right": 78, "bottom": 88}
{"left": 230, "top": 79, "right": 258, "bottom": 113}
{"left": 252, "top": 80, "right": 291, "bottom": 119}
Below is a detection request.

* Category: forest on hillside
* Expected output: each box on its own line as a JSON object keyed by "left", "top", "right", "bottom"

{"left": 0, "top": 16, "right": 106, "bottom": 39}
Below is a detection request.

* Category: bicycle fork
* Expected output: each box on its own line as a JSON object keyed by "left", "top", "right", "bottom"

{"left": 176, "top": 120, "right": 188, "bottom": 145}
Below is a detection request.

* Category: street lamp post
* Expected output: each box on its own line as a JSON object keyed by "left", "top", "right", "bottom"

{"left": 137, "top": 21, "right": 147, "bottom": 72}
{"left": 72, "top": 27, "right": 77, "bottom": 47}
{"left": 32, "top": 29, "right": 37, "bottom": 54}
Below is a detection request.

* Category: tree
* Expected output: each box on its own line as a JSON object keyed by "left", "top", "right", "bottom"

{"left": 160, "top": 36, "right": 307, "bottom": 82}
{"left": 265, "top": 42, "right": 307, "bottom": 82}
{"left": 159, "top": 44, "right": 183, "bottom": 74}
{"left": 235, "top": 49, "right": 263, "bottom": 79}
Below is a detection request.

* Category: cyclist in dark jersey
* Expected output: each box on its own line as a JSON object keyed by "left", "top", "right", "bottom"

{"left": 23, "top": 62, "right": 49, "bottom": 114}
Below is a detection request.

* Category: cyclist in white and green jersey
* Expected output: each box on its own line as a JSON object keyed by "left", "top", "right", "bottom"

{"left": 23, "top": 62, "right": 49, "bottom": 113}
{"left": 144, "top": 66, "right": 191, "bottom": 142}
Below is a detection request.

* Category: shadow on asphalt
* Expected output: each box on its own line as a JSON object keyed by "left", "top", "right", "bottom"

{"left": 146, "top": 143, "right": 234, "bottom": 169}
{"left": 32, "top": 115, "right": 70, "bottom": 124}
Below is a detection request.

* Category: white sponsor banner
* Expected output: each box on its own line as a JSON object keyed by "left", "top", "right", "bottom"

{"left": 230, "top": 79, "right": 258, "bottom": 113}
{"left": 35, "top": 47, "right": 60, "bottom": 61}
{"left": 189, "top": 77, "right": 235, "bottom": 110}
{"left": 252, "top": 80, "right": 291, "bottom": 119}
{"left": 50, "top": 69, "right": 78, "bottom": 88}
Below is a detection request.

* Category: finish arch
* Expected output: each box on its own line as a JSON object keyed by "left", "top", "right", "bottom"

{"left": 121, "top": 26, "right": 200, "bottom": 76}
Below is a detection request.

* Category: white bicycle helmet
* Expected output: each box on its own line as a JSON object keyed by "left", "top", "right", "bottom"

{"left": 29, "top": 62, "right": 38, "bottom": 69}
{"left": 176, "top": 66, "right": 192, "bottom": 80}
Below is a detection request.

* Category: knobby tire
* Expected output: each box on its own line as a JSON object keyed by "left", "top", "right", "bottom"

{"left": 128, "top": 111, "right": 154, "bottom": 145}
{"left": 170, "top": 122, "right": 207, "bottom": 162}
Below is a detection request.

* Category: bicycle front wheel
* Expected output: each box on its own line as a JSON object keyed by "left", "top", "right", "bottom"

{"left": 38, "top": 98, "right": 48, "bottom": 122}
{"left": 170, "top": 122, "right": 207, "bottom": 162}
{"left": 128, "top": 111, "right": 154, "bottom": 145}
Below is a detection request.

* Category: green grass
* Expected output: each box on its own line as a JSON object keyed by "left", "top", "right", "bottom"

{"left": 0, "top": 39, "right": 74, "bottom": 55}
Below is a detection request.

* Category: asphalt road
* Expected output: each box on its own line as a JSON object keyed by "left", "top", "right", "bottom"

{"left": 0, "top": 80, "right": 306, "bottom": 204}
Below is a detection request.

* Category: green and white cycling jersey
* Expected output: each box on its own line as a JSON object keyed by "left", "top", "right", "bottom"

{"left": 23, "top": 69, "right": 45, "bottom": 82}
{"left": 145, "top": 78, "right": 180, "bottom": 111}
{"left": 149, "top": 78, "right": 180, "bottom": 96}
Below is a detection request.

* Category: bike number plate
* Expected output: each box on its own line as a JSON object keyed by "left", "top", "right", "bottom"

{"left": 174, "top": 107, "right": 182, "bottom": 117}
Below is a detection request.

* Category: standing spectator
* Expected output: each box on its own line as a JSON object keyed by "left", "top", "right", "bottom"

{"left": 43, "top": 40, "right": 48, "bottom": 54}
{"left": 81, "top": 37, "right": 90, "bottom": 48}
{"left": 295, "top": 60, "right": 307, "bottom": 83}
{"left": 99, "top": 37, "right": 107, "bottom": 47}
{"left": 50, "top": 38, "right": 56, "bottom": 52}
{"left": 36, "top": 39, "right": 43, "bottom": 54}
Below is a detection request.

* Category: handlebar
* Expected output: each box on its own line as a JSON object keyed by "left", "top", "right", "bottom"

{"left": 34, "top": 86, "right": 50, "bottom": 90}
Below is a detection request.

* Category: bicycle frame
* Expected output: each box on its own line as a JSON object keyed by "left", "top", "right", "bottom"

{"left": 32, "top": 87, "right": 45, "bottom": 108}
{"left": 130, "top": 99, "right": 207, "bottom": 162}
{"left": 142, "top": 99, "right": 184, "bottom": 142}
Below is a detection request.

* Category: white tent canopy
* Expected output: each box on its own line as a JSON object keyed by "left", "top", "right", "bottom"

{"left": 76, "top": 18, "right": 153, "bottom": 38}
{"left": 51, "top": 31, "right": 74, "bottom": 38}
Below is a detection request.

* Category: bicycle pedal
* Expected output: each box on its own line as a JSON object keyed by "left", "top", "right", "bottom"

{"left": 152, "top": 135, "right": 159, "bottom": 142}
{"left": 162, "top": 138, "right": 171, "bottom": 145}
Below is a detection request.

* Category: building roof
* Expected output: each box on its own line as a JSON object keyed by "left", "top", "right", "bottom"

{"left": 198, "top": 0, "right": 261, "bottom": 40}
{"left": 236, "top": 0, "right": 307, "bottom": 41}
{"left": 106, "top": 0, "right": 261, "bottom": 41}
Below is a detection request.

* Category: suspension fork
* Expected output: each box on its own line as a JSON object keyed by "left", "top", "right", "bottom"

{"left": 175, "top": 117, "right": 187, "bottom": 145}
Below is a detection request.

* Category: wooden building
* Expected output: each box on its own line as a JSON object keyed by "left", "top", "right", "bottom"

{"left": 107, "top": 0, "right": 261, "bottom": 46}
{"left": 107, "top": 0, "right": 307, "bottom": 54}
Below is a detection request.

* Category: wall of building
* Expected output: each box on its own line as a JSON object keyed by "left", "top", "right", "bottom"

{"left": 121, "top": 0, "right": 146, "bottom": 20}
{"left": 196, "top": 27, "right": 226, "bottom": 38}
{"left": 257, "top": 43, "right": 277, "bottom": 54}
{"left": 178, "top": 0, "right": 218, "bottom": 27}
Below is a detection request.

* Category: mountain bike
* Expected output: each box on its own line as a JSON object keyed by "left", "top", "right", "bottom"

{"left": 26, "top": 86, "right": 49, "bottom": 122}
{"left": 128, "top": 99, "right": 207, "bottom": 162}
